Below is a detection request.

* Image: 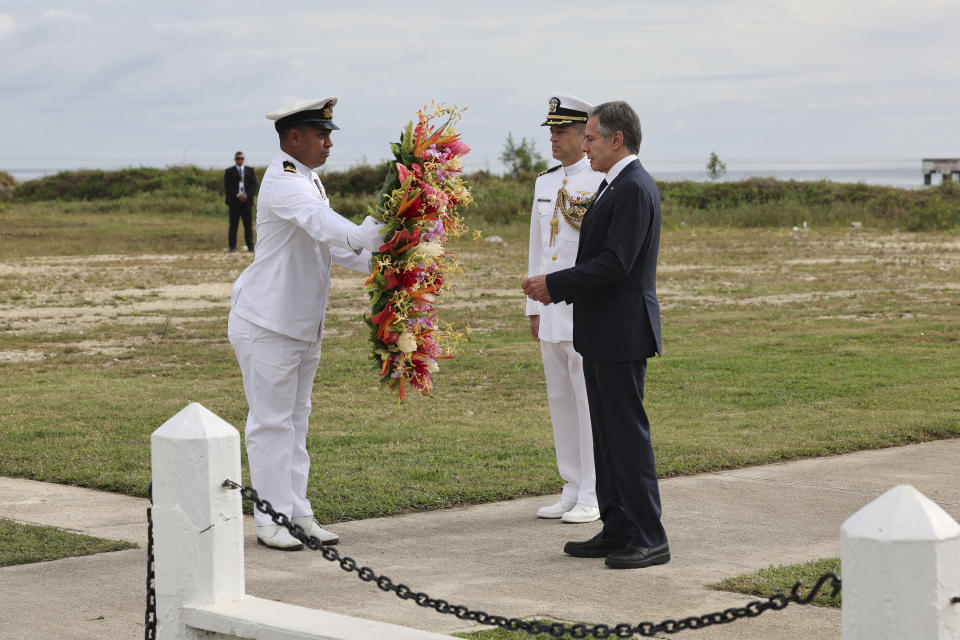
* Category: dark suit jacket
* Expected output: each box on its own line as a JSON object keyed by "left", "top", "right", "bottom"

{"left": 224, "top": 165, "right": 258, "bottom": 209}
{"left": 545, "top": 159, "right": 662, "bottom": 361}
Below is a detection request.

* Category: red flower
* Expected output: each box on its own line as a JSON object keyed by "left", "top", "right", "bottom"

{"left": 383, "top": 269, "right": 398, "bottom": 290}
{"left": 398, "top": 269, "right": 420, "bottom": 288}
{"left": 370, "top": 301, "right": 394, "bottom": 326}
{"left": 409, "top": 357, "right": 433, "bottom": 393}
{"left": 378, "top": 228, "right": 421, "bottom": 253}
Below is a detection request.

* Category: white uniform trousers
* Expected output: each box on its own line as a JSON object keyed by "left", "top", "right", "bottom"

{"left": 540, "top": 340, "right": 597, "bottom": 507}
{"left": 228, "top": 310, "right": 322, "bottom": 526}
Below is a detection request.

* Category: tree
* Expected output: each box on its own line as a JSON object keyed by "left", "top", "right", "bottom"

{"left": 500, "top": 132, "right": 548, "bottom": 179}
{"left": 706, "top": 152, "right": 727, "bottom": 181}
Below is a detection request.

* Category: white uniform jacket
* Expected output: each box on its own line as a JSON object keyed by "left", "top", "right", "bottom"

{"left": 526, "top": 156, "right": 604, "bottom": 343}
{"left": 231, "top": 152, "right": 371, "bottom": 342}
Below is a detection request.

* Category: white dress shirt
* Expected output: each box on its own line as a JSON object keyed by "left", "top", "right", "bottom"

{"left": 594, "top": 154, "right": 638, "bottom": 203}
{"left": 231, "top": 151, "right": 371, "bottom": 342}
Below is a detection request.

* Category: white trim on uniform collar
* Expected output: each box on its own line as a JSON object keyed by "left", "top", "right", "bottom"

{"left": 562, "top": 155, "right": 593, "bottom": 178}
{"left": 604, "top": 154, "right": 638, "bottom": 184}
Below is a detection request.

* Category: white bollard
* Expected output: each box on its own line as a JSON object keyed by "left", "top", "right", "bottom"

{"left": 841, "top": 485, "right": 960, "bottom": 639}
{"left": 151, "top": 402, "right": 245, "bottom": 640}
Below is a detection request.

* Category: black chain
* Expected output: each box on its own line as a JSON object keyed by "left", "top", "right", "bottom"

{"left": 223, "top": 479, "right": 841, "bottom": 638}
{"left": 145, "top": 484, "right": 157, "bottom": 640}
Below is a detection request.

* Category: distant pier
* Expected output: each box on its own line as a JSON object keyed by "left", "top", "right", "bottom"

{"left": 922, "top": 158, "right": 959, "bottom": 185}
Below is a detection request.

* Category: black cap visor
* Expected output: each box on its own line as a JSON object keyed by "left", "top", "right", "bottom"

{"left": 274, "top": 109, "right": 340, "bottom": 133}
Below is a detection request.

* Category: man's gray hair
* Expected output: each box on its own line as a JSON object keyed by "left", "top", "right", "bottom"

{"left": 590, "top": 101, "right": 642, "bottom": 154}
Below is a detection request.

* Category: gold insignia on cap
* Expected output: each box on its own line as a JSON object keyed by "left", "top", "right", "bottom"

{"left": 548, "top": 97, "right": 559, "bottom": 114}
{"left": 322, "top": 102, "right": 334, "bottom": 119}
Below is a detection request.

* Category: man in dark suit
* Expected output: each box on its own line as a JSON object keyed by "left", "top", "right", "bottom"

{"left": 224, "top": 151, "right": 258, "bottom": 252}
{"left": 522, "top": 101, "right": 668, "bottom": 569}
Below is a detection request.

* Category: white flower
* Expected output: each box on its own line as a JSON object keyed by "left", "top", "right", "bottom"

{"left": 397, "top": 332, "right": 417, "bottom": 353}
{"left": 414, "top": 241, "right": 445, "bottom": 261}
{"left": 426, "top": 359, "right": 439, "bottom": 373}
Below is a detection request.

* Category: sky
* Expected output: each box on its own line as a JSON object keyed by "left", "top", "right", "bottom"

{"left": 1, "top": 0, "right": 958, "bottom": 177}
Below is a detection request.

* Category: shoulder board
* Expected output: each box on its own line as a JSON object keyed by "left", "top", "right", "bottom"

{"left": 282, "top": 161, "right": 297, "bottom": 174}
{"left": 538, "top": 164, "right": 562, "bottom": 177}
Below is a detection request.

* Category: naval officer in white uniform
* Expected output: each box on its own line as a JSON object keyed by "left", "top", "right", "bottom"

{"left": 527, "top": 94, "right": 605, "bottom": 524}
{"left": 228, "top": 96, "right": 386, "bottom": 550}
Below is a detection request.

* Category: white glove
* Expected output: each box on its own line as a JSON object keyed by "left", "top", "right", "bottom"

{"left": 348, "top": 216, "right": 387, "bottom": 253}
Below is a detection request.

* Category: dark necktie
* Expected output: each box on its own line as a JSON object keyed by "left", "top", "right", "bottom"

{"left": 594, "top": 178, "right": 608, "bottom": 202}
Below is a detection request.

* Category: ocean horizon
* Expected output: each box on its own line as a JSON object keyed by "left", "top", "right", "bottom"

{"left": 2, "top": 159, "right": 951, "bottom": 190}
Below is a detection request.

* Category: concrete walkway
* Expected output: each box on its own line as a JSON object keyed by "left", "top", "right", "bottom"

{"left": 2, "top": 438, "right": 960, "bottom": 639}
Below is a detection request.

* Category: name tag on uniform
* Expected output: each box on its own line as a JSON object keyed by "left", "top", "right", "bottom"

{"left": 535, "top": 196, "right": 552, "bottom": 216}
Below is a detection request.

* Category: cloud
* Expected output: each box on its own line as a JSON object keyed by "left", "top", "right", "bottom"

{"left": 1, "top": 1, "right": 959, "bottom": 172}
{"left": 42, "top": 9, "right": 81, "bottom": 21}
{"left": 0, "top": 14, "right": 15, "bottom": 41}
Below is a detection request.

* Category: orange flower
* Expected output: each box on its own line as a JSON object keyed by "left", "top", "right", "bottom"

{"left": 364, "top": 262, "right": 381, "bottom": 287}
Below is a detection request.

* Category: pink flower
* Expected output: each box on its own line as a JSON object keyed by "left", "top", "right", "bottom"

{"left": 396, "top": 162, "right": 410, "bottom": 184}
{"left": 421, "top": 336, "right": 442, "bottom": 358}
{"left": 444, "top": 139, "right": 471, "bottom": 156}
{"left": 396, "top": 162, "right": 423, "bottom": 185}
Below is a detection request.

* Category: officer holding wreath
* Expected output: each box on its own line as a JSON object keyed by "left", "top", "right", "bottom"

{"left": 228, "top": 96, "right": 385, "bottom": 550}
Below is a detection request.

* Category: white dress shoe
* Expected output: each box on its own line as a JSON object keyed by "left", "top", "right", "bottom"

{"left": 537, "top": 499, "right": 577, "bottom": 519}
{"left": 291, "top": 516, "right": 340, "bottom": 545}
{"left": 255, "top": 524, "right": 304, "bottom": 551}
{"left": 562, "top": 503, "right": 601, "bottom": 524}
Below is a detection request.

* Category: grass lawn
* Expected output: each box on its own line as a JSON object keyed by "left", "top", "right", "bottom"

{"left": 712, "top": 557, "right": 842, "bottom": 608}
{"left": 455, "top": 621, "right": 582, "bottom": 639}
{"left": 0, "top": 195, "right": 958, "bottom": 524}
{"left": 0, "top": 519, "right": 136, "bottom": 567}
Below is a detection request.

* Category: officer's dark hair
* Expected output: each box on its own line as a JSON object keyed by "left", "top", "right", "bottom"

{"left": 277, "top": 124, "right": 319, "bottom": 145}
{"left": 590, "top": 101, "right": 642, "bottom": 154}
{"left": 277, "top": 126, "right": 300, "bottom": 144}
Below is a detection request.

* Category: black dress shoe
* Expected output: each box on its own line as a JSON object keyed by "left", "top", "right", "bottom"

{"left": 563, "top": 532, "right": 631, "bottom": 558}
{"left": 604, "top": 543, "right": 670, "bottom": 569}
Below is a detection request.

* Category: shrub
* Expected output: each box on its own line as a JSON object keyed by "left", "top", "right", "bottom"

{"left": 11, "top": 166, "right": 233, "bottom": 201}
{"left": 318, "top": 163, "right": 390, "bottom": 196}
{"left": 328, "top": 192, "right": 378, "bottom": 222}
{"left": 469, "top": 178, "right": 532, "bottom": 222}
{"left": 9, "top": 165, "right": 959, "bottom": 231}
{"left": 0, "top": 170, "right": 15, "bottom": 192}
{"left": 659, "top": 178, "right": 960, "bottom": 230}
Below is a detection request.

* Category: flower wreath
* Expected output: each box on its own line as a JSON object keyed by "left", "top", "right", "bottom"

{"left": 364, "top": 103, "right": 472, "bottom": 400}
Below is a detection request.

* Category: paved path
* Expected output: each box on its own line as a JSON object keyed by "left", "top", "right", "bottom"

{"left": 2, "top": 438, "right": 960, "bottom": 639}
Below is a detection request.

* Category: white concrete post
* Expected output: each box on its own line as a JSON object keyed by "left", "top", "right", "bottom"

{"left": 841, "top": 484, "right": 960, "bottom": 639}
{"left": 151, "top": 402, "right": 245, "bottom": 640}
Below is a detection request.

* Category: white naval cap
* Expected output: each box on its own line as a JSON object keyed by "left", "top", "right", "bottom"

{"left": 266, "top": 96, "right": 339, "bottom": 132}
{"left": 541, "top": 93, "right": 593, "bottom": 127}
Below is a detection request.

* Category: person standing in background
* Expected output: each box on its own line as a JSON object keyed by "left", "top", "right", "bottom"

{"left": 224, "top": 151, "right": 257, "bottom": 252}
